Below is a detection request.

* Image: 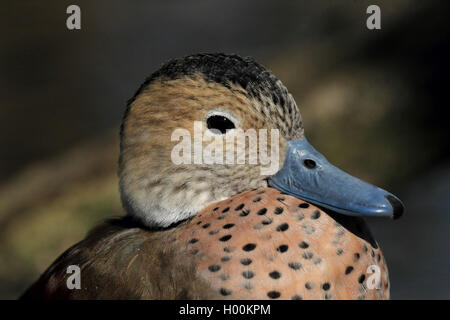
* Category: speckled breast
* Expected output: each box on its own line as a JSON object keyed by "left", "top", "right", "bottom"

{"left": 172, "top": 188, "right": 389, "bottom": 300}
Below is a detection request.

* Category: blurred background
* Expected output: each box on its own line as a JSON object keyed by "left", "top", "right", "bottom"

{"left": 1, "top": 0, "right": 449, "bottom": 299}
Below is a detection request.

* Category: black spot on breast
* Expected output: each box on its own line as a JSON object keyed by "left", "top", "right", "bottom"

{"left": 289, "top": 262, "right": 302, "bottom": 270}
{"left": 202, "top": 223, "right": 210, "bottom": 229}
{"left": 345, "top": 266, "right": 354, "bottom": 274}
{"left": 188, "top": 238, "right": 198, "bottom": 244}
{"left": 299, "top": 241, "right": 309, "bottom": 249}
{"left": 269, "top": 271, "right": 281, "bottom": 279}
{"left": 243, "top": 243, "right": 256, "bottom": 251}
{"left": 305, "top": 282, "right": 314, "bottom": 290}
{"left": 209, "top": 230, "right": 219, "bottom": 235}
{"left": 311, "top": 210, "right": 321, "bottom": 219}
{"left": 299, "top": 203, "right": 310, "bottom": 208}
{"left": 235, "top": 204, "right": 245, "bottom": 211}
{"left": 208, "top": 265, "right": 221, "bottom": 272}
{"left": 358, "top": 274, "right": 366, "bottom": 283}
{"left": 274, "top": 207, "right": 284, "bottom": 215}
{"left": 242, "top": 271, "right": 254, "bottom": 279}
{"left": 257, "top": 208, "right": 267, "bottom": 215}
{"left": 354, "top": 253, "right": 360, "bottom": 261}
{"left": 240, "top": 209, "right": 250, "bottom": 216}
{"left": 253, "top": 196, "right": 262, "bottom": 202}
{"left": 221, "top": 256, "right": 231, "bottom": 262}
{"left": 262, "top": 218, "right": 273, "bottom": 225}
{"left": 291, "top": 295, "right": 302, "bottom": 300}
{"left": 336, "top": 248, "right": 344, "bottom": 255}
{"left": 277, "top": 245, "right": 288, "bottom": 253}
{"left": 267, "top": 291, "right": 281, "bottom": 299}
{"left": 222, "top": 207, "right": 230, "bottom": 213}
{"left": 322, "top": 283, "right": 331, "bottom": 291}
{"left": 219, "top": 235, "right": 232, "bottom": 242}
{"left": 276, "top": 223, "right": 289, "bottom": 232}
{"left": 220, "top": 288, "right": 232, "bottom": 296}
{"left": 240, "top": 258, "right": 252, "bottom": 266}
{"left": 277, "top": 196, "right": 285, "bottom": 201}
{"left": 223, "top": 223, "right": 235, "bottom": 229}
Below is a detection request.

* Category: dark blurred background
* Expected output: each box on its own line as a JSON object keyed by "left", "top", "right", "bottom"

{"left": 0, "top": 0, "right": 449, "bottom": 299}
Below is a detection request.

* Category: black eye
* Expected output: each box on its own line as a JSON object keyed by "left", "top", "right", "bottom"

{"left": 206, "top": 115, "right": 236, "bottom": 134}
{"left": 303, "top": 159, "right": 317, "bottom": 169}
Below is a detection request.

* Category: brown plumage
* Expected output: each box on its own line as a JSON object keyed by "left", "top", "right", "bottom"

{"left": 21, "top": 218, "right": 217, "bottom": 299}
{"left": 21, "top": 53, "right": 397, "bottom": 299}
{"left": 22, "top": 188, "right": 388, "bottom": 300}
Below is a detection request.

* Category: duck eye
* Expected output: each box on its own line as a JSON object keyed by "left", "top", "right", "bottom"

{"left": 303, "top": 159, "right": 317, "bottom": 169}
{"left": 206, "top": 115, "right": 236, "bottom": 134}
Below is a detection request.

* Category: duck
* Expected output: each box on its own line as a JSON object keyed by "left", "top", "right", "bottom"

{"left": 21, "top": 53, "right": 404, "bottom": 300}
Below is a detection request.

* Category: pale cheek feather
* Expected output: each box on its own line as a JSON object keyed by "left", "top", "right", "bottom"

{"left": 119, "top": 77, "right": 296, "bottom": 227}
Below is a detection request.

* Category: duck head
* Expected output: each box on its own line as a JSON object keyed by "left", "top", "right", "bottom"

{"left": 119, "top": 53, "right": 403, "bottom": 228}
